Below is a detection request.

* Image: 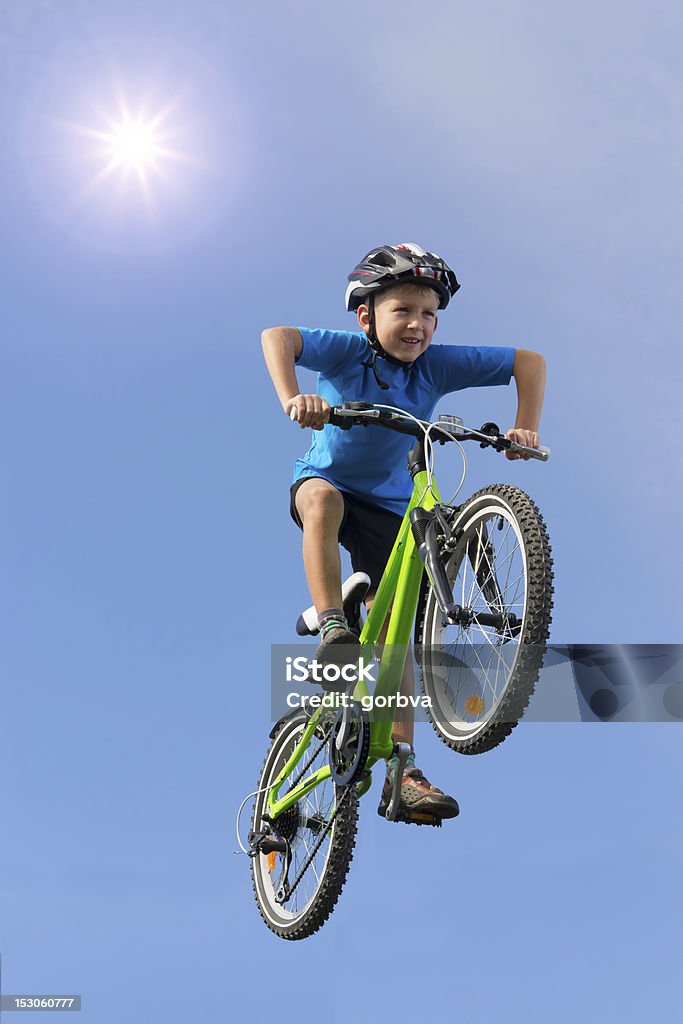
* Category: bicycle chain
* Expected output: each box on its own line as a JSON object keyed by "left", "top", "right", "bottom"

{"left": 279, "top": 781, "right": 353, "bottom": 904}
{"left": 285, "top": 716, "right": 333, "bottom": 794}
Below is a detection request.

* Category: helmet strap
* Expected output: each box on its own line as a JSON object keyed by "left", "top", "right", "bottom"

{"left": 359, "top": 295, "right": 389, "bottom": 389}
{"left": 359, "top": 293, "right": 407, "bottom": 390}
{"left": 360, "top": 344, "right": 390, "bottom": 391}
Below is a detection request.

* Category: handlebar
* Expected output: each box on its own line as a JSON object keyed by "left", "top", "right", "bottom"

{"left": 325, "top": 403, "right": 551, "bottom": 462}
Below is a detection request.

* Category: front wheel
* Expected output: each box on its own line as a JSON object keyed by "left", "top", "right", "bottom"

{"left": 415, "top": 484, "right": 553, "bottom": 754}
{"left": 250, "top": 710, "right": 359, "bottom": 940}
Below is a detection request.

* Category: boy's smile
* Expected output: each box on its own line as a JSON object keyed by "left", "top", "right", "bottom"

{"left": 358, "top": 283, "right": 440, "bottom": 363}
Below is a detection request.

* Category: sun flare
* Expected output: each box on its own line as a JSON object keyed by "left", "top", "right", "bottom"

{"left": 104, "top": 117, "right": 166, "bottom": 171}
{"left": 65, "top": 95, "right": 190, "bottom": 206}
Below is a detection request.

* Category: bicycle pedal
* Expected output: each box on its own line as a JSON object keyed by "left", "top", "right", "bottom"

{"left": 378, "top": 805, "right": 444, "bottom": 827}
{"left": 389, "top": 809, "right": 443, "bottom": 828}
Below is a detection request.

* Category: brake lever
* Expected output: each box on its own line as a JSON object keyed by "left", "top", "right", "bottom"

{"left": 477, "top": 422, "right": 550, "bottom": 461}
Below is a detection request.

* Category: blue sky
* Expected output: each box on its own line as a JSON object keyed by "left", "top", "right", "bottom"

{"left": 1, "top": 2, "right": 682, "bottom": 1021}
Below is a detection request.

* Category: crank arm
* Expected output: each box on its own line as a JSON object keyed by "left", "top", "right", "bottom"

{"left": 385, "top": 742, "right": 412, "bottom": 822}
{"left": 335, "top": 675, "right": 363, "bottom": 753}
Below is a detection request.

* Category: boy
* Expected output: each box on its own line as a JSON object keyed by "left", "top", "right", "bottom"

{"left": 262, "top": 243, "right": 545, "bottom": 824}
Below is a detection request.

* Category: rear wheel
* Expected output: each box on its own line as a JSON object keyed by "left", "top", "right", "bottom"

{"left": 416, "top": 484, "right": 553, "bottom": 754}
{"left": 250, "top": 710, "right": 359, "bottom": 939}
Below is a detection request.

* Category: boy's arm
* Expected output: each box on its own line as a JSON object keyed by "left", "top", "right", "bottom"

{"left": 506, "top": 349, "right": 546, "bottom": 461}
{"left": 261, "top": 326, "right": 330, "bottom": 430}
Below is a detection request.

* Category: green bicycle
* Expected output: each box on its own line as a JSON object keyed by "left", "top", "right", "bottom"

{"left": 242, "top": 402, "right": 554, "bottom": 939}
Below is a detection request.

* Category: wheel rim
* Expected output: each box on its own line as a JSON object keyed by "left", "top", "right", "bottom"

{"left": 252, "top": 719, "right": 340, "bottom": 929}
{"left": 422, "top": 499, "right": 528, "bottom": 741}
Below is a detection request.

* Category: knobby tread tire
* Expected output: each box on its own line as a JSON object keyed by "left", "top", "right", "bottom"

{"left": 250, "top": 711, "right": 359, "bottom": 940}
{"left": 415, "top": 484, "right": 554, "bottom": 755}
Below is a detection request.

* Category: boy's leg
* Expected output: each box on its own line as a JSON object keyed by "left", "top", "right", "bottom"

{"left": 368, "top": 593, "right": 459, "bottom": 822}
{"left": 294, "top": 478, "right": 345, "bottom": 613}
{"left": 294, "top": 478, "right": 359, "bottom": 664}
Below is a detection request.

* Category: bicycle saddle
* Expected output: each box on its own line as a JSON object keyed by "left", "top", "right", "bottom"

{"left": 295, "top": 572, "right": 371, "bottom": 637}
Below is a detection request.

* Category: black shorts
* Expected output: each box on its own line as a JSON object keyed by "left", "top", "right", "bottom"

{"left": 289, "top": 477, "right": 403, "bottom": 594}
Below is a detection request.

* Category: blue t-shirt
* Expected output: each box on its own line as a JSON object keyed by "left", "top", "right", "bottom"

{"left": 293, "top": 328, "right": 515, "bottom": 516}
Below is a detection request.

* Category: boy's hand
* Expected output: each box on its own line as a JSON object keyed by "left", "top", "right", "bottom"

{"left": 286, "top": 395, "right": 331, "bottom": 430}
{"left": 504, "top": 427, "right": 540, "bottom": 461}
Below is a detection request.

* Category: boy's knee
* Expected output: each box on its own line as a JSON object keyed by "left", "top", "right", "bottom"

{"left": 296, "top": 481, "right": 344, "bottom": 525}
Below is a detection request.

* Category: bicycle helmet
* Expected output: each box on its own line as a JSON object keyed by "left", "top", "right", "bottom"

{"left": 345, "top": 243, "right": 460, "bottom": 389}
{"left": 345, "top": 242, "right": 460, "bottom": 312}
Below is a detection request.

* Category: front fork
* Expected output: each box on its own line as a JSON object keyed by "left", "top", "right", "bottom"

{"left": 410, "top": 505, "right": 518, "bottom": 633}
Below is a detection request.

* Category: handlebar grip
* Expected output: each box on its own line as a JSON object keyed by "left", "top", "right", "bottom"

{"left": 509, "top": 443, "right": 550, "bottom": 462}
{"left": 290, "top": 405, "right": 350, "bottom": 429}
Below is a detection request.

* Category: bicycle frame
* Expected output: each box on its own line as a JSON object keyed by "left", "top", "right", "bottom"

{"left": 266, "top": 464, "right": 442, "bottom": 821}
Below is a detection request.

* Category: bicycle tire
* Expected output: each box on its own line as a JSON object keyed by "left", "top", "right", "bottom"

{"left": 251, "top": 710, "right": 359, "bottom": 940}
{"left": 415, "top": 484, "right": 553, "bottom": 754}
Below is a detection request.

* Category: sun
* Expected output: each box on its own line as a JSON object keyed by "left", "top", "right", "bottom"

{"left": 103, "top": 116, "right": 166, "bottom": 172}
{"left": 92, "top": 103, "right": 181, "bottom": 189}
{"left": 64, "top": 96, "right": 190, "bottom": 206}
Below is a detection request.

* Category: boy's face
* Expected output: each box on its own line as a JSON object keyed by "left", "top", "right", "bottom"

{"left": 357, "top": 283, "right": 440, "bottom": 363}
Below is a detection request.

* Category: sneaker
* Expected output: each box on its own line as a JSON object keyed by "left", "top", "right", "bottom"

{"left": 315, "top": 621, "right": 360, "bottom": 669}
{"left": 377, "top": 765, "right": 460, "bottom": 825}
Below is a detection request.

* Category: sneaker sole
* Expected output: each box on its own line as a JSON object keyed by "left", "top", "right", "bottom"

{"left": 377, "top": 797, "right": 459, "bottom": 824}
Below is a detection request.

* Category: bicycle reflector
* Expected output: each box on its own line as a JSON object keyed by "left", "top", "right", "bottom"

{"left": 438, "top": 414, "right": 465, "bottom": 435}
